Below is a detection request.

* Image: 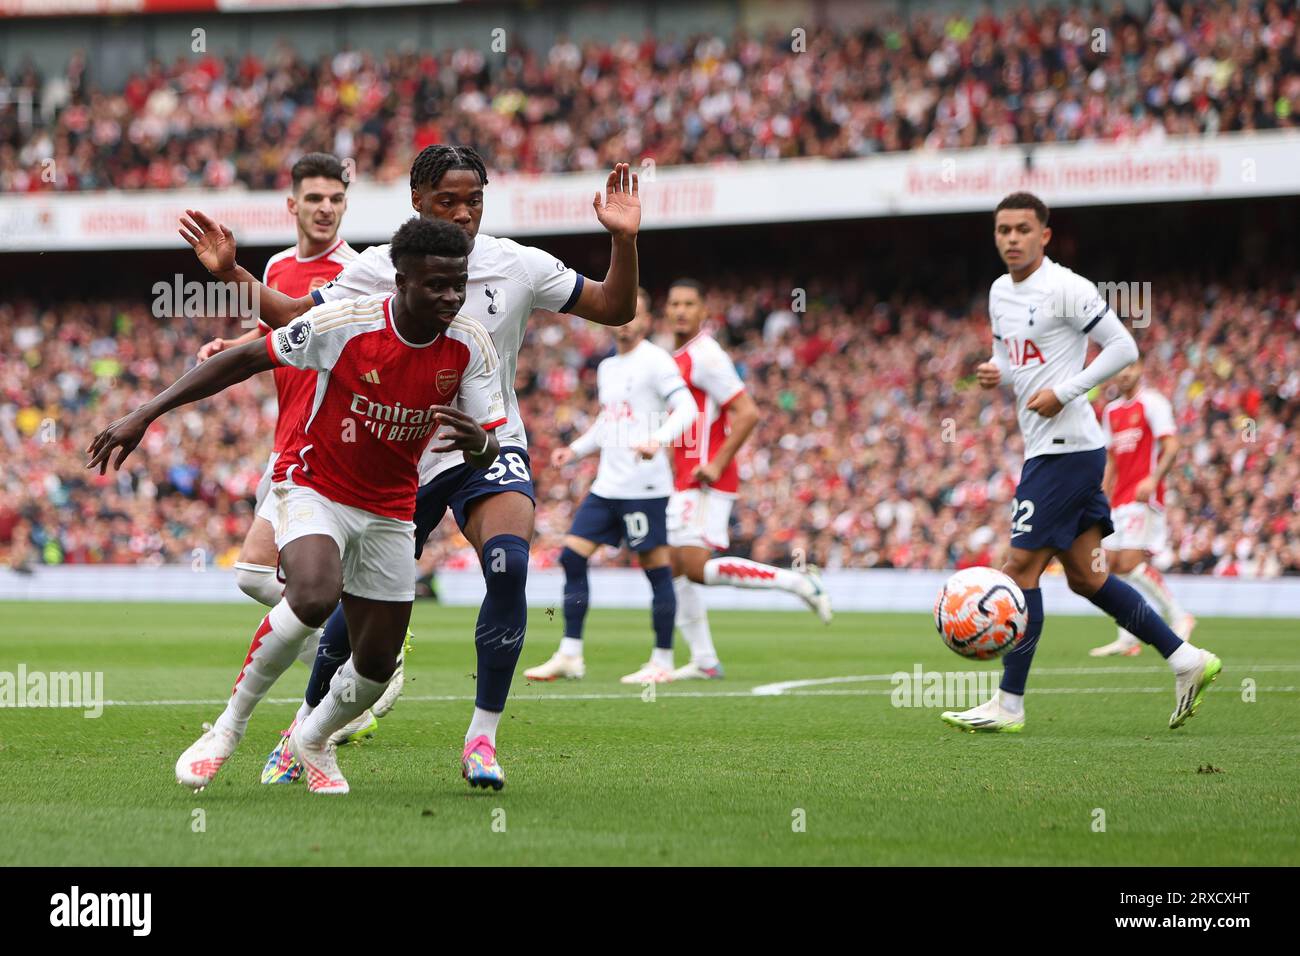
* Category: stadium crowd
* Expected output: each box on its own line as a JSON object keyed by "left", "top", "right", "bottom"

{"left": 3, "top": 0, "right": 1300, "bottom": 192}
{"left": 2, "top": 276, "right": 1297, "bottom": 577}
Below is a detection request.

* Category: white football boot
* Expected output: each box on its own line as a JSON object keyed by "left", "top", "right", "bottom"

{"left": 328, "top": 710, "right": 378, "bottom": 747}
{"left": 524, "top": 651, "right": 586, "bottom": 681}
{"left": 1170, "top": 649, "right": 1221, "bottom": 729}
{"left": 289, "top": 725, "right": 349, "bottom": 795}
{"left": 619, "top": 661, "right": 675, "bottom": 685}
{"left": 176, "top": 723, "right": 242, "bottom": 790}
{"left": 800, "top": 566, "right": 833, "bottom": 624}
{"left": 940, "top": 692, "right": 1025, "bottom": 733}
{"left": 1089, "top": 630, "right": 1142, "bottom": 657}
{"left": 670, "top": 660, "right": 725, "bottom": 681}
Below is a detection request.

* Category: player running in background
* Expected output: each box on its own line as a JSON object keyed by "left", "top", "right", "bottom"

{"left": 942, "top": 192, "right": 1219, "bottom": 734}
{"left": 1090, "top": 359, "right": 1196, "bottom": 657}
{"left": 193, "top": 153, "right": 356, "bottom": 676}
{"left": 664, "top": 279, "right": 832, "bottom": 682}
{"left": 89, "top": 218, "right": 506, "bottom": 793}
{"left": 180, "top": 146, "right": 639, "bottom": 786}
{"left": 524, "top": 289, "right": 696, "bottom": 683}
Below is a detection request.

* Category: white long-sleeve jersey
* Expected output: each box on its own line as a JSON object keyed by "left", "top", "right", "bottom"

{"left": 569, "top": 339, "right": 694, "bottom": 499}
{"left": 989, "top": 256, "right": 1139, "bottom": 460}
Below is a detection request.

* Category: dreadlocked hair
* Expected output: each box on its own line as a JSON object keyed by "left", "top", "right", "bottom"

{"left": 409, "top": 145, "right": 489, "bottom": 191}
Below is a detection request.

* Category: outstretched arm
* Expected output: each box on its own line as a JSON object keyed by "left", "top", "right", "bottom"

{"left": 569, "top": 164, "right": 640, "bottom": 327}
{"left": 179, "top": 209, "right": 315, "bottom": 330}
{"left": 86, "top": 339, "right": 276, "bottom": 473}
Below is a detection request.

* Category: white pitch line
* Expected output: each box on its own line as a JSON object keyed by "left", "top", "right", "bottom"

{"left": 13, "top": 683, "right": 1298, "bottom": 709}
{"left": 750, "top": 663, "right": 1300, "bottom": 696}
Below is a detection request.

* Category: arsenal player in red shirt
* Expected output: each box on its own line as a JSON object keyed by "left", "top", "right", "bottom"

{"left": 89, "top": 218, "right": 503, "bottom": 795}
{"left": 195, "top": 153, "right": 355, "bottom": 620}
{"left": 1090, "top": 358, "right": 1196, "bottom": 657}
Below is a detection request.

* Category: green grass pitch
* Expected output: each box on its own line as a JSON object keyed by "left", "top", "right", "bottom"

{"left": 0, "top": 601, "right": 1297, "bottom": 866}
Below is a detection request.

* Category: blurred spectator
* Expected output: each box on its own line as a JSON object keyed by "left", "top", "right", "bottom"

{"left": 4, "top": 273, "right": 1296, "bottom": 577}
{"left": 3, "top": 0, "right": 1300, "bottom": 192}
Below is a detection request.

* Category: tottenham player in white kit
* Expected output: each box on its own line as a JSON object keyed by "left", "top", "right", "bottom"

{"left": 525, "top": 290, "right": 697, "bottom": 684}
{"left": 942, "top": 193, "right": 1219, "bottom": 733}
{"left": 1090, "top": 359, "right": 1195, "bottom": 656}
{"left": 181, "top": 146, "right": 640, "bottom": 789}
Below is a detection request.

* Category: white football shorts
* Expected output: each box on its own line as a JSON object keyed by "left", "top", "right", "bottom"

{"left": 667, "top": 487, "right": 735, "bottom": 551}
{"left": 1103, "top": 501, "right": 1167, "bottom": 554}
{"left": 267, "top": 481, "right": 416, "bottom": 602}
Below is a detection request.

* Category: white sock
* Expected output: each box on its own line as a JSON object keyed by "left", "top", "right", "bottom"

{"left": 559, "top": 637, "right": 583, "bottom": 658}
{"left": 233, "top": 562, "right": 284, "bottom": 608}
{"left": 1124, "top": 563, "right": 1174, "bottom": 621}
{"left": 651, "top": 647, "right": 674, "bottom": 671}
{"left": 673, "top": 576, "right": 719, "bottom": 669}
{"left": 703, "top": 556, "right": 809, "bottom": 595}
{"left": 294, "top": 700, "right": 313, "bottom": 724}
{"left": 1141, "top": 562, "right": 1186, "bottom": 619}
{"left": 1167, "top": 641, "right": 1202, "bottom": 674}
{"left": 298, "top": 658, "right": 386, "bottom": 746}
{"left": 999, "top": 690, "right": 1024, "bottom": 715}
{"left": 296, "top": 628, "right": 323, "bottom": 667}
{"left": 1116, "top": 628, "right": 1139, "bottom": 648}
{"left": 215, "top": 599, "right": 316, "bottom": 736}
{"left": 466, "top": 707, "right": 502, "bottom": 747}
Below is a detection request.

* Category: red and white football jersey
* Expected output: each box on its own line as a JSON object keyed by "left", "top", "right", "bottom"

{"left": 266, "top": 293, "right": 506, "bottom": 519}
{"left": 259, "top": 238, "right": 357, "bottom": 452}
{"left": 1101, "top": 387, "right": 1176, "bottom": 507}
{"left": 672, "top": 331, "right": 746, "bottom": 495}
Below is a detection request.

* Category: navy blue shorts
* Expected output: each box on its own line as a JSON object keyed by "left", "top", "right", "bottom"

{"left": 569, "top": 492, "right": 669, "bottom": 553}
{"left": 1010, "top": 448, "right": 1114, "bottom": 552}
{"left": 412, "top": 446, "right": 536, "bottom": 558}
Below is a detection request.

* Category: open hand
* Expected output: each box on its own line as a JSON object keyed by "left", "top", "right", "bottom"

{"left": 593, "top": 163, "right": 640, "bottom": 240}
{"left": 86, "top": 409, "right": 152, "bottom": 475}
{"left": 179, "top": 209, "right": 236, "bottom": 277}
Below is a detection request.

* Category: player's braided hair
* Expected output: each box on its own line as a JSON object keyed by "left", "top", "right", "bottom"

{"left": 389, "top": 216, "right": 472, "bottom": 267}
{"left": 409, "top": 145, "right": 489, "bottom": 192}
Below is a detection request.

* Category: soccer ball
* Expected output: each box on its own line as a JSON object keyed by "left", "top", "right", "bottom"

{"left": 934, "top": 567, "right": 1028, "bottom": 660}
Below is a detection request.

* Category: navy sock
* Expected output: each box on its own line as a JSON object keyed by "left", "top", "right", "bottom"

{"left": 1089, "top": 574, "right": 1183, "bottom": 658}
{"left": 646, "top": 565, "right": 676, "bottom": 650}
{"left": 305, "top": 602, "right": 351, "bottom": 708}
{"left": 559, "top": 547, "right": 589, "bottom": 641}
{"left": 999, "top": 587, "right": 1043, "bottom": 696}
{"left": 475, "top": 534, "right": 529, "bottom": 712}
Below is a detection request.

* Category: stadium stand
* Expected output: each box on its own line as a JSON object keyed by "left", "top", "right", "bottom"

{"left": 3, "top": 0, "right": 1299, "bottom": 192}
{"left": 3, "top": 275, "right": 1296, "bottom": 576}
